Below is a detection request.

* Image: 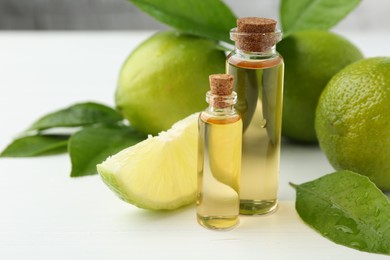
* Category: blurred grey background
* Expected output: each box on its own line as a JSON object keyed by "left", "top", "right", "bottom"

{"left": 0, "top": 0, "right": 389, "bottom": 31}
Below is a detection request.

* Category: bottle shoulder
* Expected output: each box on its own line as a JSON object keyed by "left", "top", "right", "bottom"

{"left": 227, "top": 50, "right": 283, "bottom": 69}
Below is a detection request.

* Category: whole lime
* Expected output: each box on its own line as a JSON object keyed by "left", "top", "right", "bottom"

{"left": 116, "top": 31, "right": 225, "bottom": 135}
{"left": 278, "top": 30, "right": 363, "bottom": 143}
{"left": 316, "top": 57, "right": 390, "bottom": 191}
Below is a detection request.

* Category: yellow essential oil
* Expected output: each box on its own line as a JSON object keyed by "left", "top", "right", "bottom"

{"left": 227, "top": 17, "right": 284, "bottom": 215}
{"left": 197, "top": 74, "right": 242, "bottom": 230}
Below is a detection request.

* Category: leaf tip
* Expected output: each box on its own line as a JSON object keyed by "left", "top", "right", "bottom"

{"left": 289, "top": 182, "right": 299, "bottom": 189}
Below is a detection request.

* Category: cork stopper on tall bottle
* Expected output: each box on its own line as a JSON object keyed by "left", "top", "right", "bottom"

{"left": 235, "top": 17, "right": 278, "bottom": 52}
{"left": 209, "top": 74, "right": 234, "bottom": 108}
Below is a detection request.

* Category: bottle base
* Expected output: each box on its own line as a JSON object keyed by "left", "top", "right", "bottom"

{"left": 197, "top": 214, "right": 239, "bottom": 230}
{"left": 239, "top": 199, "right": 278, "bottom": 215}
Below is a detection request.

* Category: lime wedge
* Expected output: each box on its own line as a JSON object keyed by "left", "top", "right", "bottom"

{"left": 97, "top": 113, "right": 198, "bottom": 210}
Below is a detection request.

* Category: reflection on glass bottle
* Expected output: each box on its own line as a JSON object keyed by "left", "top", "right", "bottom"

{"left": 197, "top": 74, "right": 242, "bottom": 230}
{"left": 227, "top": 17, "right": 284, "bottom": 215}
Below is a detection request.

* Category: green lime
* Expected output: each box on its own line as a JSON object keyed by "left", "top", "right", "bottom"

{"left": 278, "top": 30, "right": 363, "bottom": 143}
{"left": 116, "top": 31, "right": 225, "bottom": 135}
{"left": 316, "top": 57, "right": 390, "bottom": 191}
{"left": 97, "top": 113, "right": 198, "bottom": 210}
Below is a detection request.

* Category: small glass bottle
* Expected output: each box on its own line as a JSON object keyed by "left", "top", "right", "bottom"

{"left": 197, "top": 74, "right": 242, "bottom": 230}
{"left": 226, "top": 17, "right": 284, "bottom": 215}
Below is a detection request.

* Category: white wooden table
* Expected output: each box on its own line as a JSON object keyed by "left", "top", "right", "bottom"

{"left": 0, "top": 31, "right": 389, "bottom": 259}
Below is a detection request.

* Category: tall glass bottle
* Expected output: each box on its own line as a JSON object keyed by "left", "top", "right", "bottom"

{"left": 226, "top": 17, "right": 284, "bottom": 215}
{"left": 197, "top": 74, "right": 242, "bottom": 230}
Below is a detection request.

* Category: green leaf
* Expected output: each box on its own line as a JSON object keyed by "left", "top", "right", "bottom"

{"left": 291, "top": 170, "right": 390, "bottom": 255}
{"left": 128, "top": 0, "right": 237, "bottom": 43}
{"left": 1, "top": 135, "right": 69, "bottom": 157}
{"left": 280, "top": 0, "right": 361, "bottom": 36}
{"left": 28, "top": 102, "right": 123, "bottom": 131}
{"left": 68, "top": 125, "right": 146, "bottom": 177}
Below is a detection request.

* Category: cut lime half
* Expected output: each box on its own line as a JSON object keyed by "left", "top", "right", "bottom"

{"left": 97, "top": 113, "right": 199, "bottom": 210}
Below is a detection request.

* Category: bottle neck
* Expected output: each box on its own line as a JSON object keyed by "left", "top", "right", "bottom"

{"left": 234, "top": 45, "right": 277, "bottom": 59}
{"left": 206, "top": 91, "right": 237, "bottom": 115}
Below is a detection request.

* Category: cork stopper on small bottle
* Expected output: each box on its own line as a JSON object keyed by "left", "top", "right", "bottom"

{"left": 209, "top": 74, "right": 234, "bottom": 95}
{"left": 235, "top": 17, "right": 278, "bottom": 52}
{"left": 209, "top": 74, "right": 234, "bottom": 108}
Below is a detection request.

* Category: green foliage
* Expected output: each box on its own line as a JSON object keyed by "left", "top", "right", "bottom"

{"left": 69, "top": 125, "right": 146, "bottom": 177}
{"left": 1, "top": 102, "right": 146, "bottom": 177}
{"left": 1, "top": 135, "right": 68, "bottom": 157}
{"left": 28, "top": 102, "right": 123, "bottom": 131}
{"left": 280, "top": 0, "right": 361, "bottom": 37}
{"left": 128, "top": 0, "right": 237, "bottom": 43}
{"left": 291, "top": 171, "right": 390, "bottom": 255}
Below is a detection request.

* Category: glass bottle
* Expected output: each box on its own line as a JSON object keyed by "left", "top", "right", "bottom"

{"left": 197, "top": 74, "right": 242, "bottom": 230}
{"left": 226, "top": 17, "right": 284, "bottom": 215}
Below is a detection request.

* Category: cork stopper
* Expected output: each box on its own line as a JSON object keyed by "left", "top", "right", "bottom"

{"left": 209, "top": 74, "right": 234, "bottom": 95}
{"left": 234, "top": 17, "right": 279, "bottom": 52}
{"left": 208, "top": 74, "right": 235, "bottom": 108}
{"left": 237, "top": 17, "right": 276, "bottom": 33}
